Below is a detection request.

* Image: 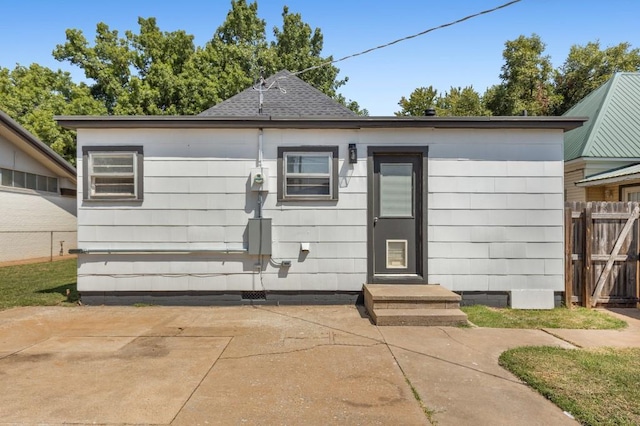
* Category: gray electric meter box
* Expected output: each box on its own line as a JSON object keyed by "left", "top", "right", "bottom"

{"left": 247, "top": 218, "right": 272, "bottom": 255}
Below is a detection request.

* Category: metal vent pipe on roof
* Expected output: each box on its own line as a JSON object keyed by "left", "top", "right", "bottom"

{"left": 424, "top": 108, "right": 436, "bottom": 116}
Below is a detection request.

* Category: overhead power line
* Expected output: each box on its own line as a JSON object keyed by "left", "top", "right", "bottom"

{"left": 291, "top": 0, "right": 522, "bottom": 77}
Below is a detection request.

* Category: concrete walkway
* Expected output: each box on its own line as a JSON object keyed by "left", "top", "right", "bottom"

{"left": 0, "top": 305, "right": 638, "bottom": 425}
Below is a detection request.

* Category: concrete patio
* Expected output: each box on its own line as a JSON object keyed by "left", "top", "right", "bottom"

{"left": 1, "top": 305, "right": 637, "bottom": 425}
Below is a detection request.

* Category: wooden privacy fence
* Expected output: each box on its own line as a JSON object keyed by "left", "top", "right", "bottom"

{"left": 565, "top": 202, "right": 640, "bottom": 307}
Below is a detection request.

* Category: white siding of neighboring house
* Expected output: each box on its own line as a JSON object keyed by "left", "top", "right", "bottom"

{"left": 0, "top": 135, "right": 77, "bottom": 262}
{"left": 76, "top": 127, "right": 565, "bottom": 295}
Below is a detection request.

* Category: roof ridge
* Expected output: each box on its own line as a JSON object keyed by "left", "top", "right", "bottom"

{"left": 580, "top": 73, "right": 618, "bottom": 157}
{"left": 199, "top": 69, "right": 356, "bottom": 118}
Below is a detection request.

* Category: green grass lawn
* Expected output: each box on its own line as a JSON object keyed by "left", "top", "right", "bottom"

{"left": 462, "top": 305, "right": 627, "bottom": 329}
{"left": 500, "top": 346, "right": 640, "bottom": 426}
{"left": 0, "top": 259, "right": 78, "bottom": 309}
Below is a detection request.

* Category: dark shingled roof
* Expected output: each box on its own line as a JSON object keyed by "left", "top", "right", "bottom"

{"left": 199, "top": 70, "right": 357, "bottom": 117}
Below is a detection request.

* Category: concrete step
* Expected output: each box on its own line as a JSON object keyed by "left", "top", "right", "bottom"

{"left": 364, "top": 284, "right": 461, "bottom": 311}
{"left": 370, "top": 308, "right": 468, "bottom": 327}
{"left": 363, "top": 284, "right": 467, "bottom": 326}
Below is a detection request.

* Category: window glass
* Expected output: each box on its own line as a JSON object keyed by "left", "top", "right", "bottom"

{"left": 0, "top": 168, "right": 58, "bottom": 193}
{"left": 26, "top": 173, "right": 37, "bottom": 190}
{"left": 93, "top": 177, "right": 135, "bottom": 195}
{"left": 285, "top": 177, "right": 330, "bottom": 196}
{"left": 284, "top": 151, "right": 333, "bottom": 198}
{"left": 380, "top": 163, "right": 413, "bottom": 217}
{"left": 36, "top": 175, "right": 48, "bottom": 191}
{"left": 1, "top": 168, "right": 12, "bottom": 186}
{"left": 14, "top": 171, "right": 26, "bottom": 188}
{"left": 286, "top": 155, "right": 330, "bottom": 174}
{"left": 48, "top": 177, "right": 58, "bottom": 193}
{"left": 92, "top": 154, "right": 134, "bottom": 174}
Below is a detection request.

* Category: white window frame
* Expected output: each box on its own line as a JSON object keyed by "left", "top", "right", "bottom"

{"left": 278, "top": 146, "right": 339, "bottom": 201}
{"left": 622, "top": 185, "right": 640, "bottom": 202}
{"left": 82, "top": 146, "right": 143, "bottom": 201}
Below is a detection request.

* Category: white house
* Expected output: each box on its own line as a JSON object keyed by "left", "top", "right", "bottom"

{"left": 57, "top": 71, "right": 584, "bottom": 308}
{"left": 0, "top": 110, "right": 77, "bottom": 263}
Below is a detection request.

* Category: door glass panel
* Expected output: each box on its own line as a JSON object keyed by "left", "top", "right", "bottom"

{"left": 380, "top": 163, "right": 412, "bottom": 217}
{"left": 387, "top": 240, "right": 408, "bottom": 269}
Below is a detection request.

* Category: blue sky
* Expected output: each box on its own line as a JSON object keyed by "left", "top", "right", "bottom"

{"left": 1, "top": 0, "right": 639, "bottom": 115}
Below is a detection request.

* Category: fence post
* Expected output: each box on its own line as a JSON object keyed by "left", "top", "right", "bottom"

{"left": 582, "top": 205, "right": 592, "bottom": 308}
{"left": 50, "top": 231, "right": 53, "bottom": 262}
{"left": 564, "top": 207, "right": 573, "bottom": 308}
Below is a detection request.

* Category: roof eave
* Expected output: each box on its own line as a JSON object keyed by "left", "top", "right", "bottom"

{"left": 0, "top": 111, "right": 76, "bottom": 181}
{"left": 55, "top": 115, "right": 587, "bottom": 132}
{"left": 576, "top": 173, "right": 640, "bottom": 187}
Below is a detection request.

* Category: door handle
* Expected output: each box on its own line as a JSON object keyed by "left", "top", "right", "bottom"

{"left": 373, "top": 217, "right": 378, "bottom": 225}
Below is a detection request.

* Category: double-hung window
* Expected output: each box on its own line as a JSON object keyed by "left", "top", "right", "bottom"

{"left": 278, "top": 146, "right": 338, "bottom": 201}
{"left": 82, "top": 146, "right": 143, "bottom": 201}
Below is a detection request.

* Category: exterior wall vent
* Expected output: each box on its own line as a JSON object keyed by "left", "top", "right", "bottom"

{"left": 242, "top": 291, "right": 266, "bottom": 300}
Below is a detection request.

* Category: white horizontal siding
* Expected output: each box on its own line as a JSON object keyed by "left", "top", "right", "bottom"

{"left": 76, "top": 126, "right": 565, "bottom": 294}
{"left": 427, "top": 152, "right": 564, "bottom": 292}
{"left": 429, "top": 193, "right": 564, "bottom": 210}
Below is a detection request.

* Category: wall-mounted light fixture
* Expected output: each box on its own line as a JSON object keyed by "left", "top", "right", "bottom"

{"left": 348, "top": 143, "right": 357, "bottom": 164}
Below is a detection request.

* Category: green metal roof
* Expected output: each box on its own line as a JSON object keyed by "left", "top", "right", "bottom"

{"left": 563, "top": 72, "right": 640, "bottom": 161}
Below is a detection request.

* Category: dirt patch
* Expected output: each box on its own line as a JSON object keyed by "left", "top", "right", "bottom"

{"left": 118, "top": 337, "right": 171, "bottom": 358}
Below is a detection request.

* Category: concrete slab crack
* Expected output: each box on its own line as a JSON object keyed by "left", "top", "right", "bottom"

{"left": 169, "top": 336, "right": 233, "bottom": 425}
{"left": 220, "top": 342, "right": 385, "bottom": 360}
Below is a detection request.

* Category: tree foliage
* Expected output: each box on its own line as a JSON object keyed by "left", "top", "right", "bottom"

{"left": 0, "top": 64, "right": 106, "bottom": 163}
{"left": 436, "top": 86, "right": 488, "bottom": 116}
{"left": 553, "top": 41, "right": 640, "bottom": 115}
{"left": 484, "top": 34, "right": 561, "bottom": 116}
{"left": 0, "top": 0, "right": 363, "bottom": 163}
{"left": 52, "top": 0, "right": 351, "bottom": 116}
{"left": 398, "top": 34, "right": 639, "bottom": 118}
{"left": 395, "top": 85, "right": 487, "bottom": 116}
{"left": 395, "top": 86, "right": 438, "bottom": 116}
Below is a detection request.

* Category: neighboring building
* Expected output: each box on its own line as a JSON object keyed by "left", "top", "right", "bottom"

{"left": 563, "top": 72, "right": 640, "bottom": 202}
{"left": 57, "top": 71, "right": 584, "bottom": 308}
{"left": 0, "top": 110, "right": 77, "bottom": 263}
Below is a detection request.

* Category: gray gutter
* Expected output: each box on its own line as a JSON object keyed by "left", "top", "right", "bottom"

{"left": 55, "top": 115, "right": 587, "bottom": 132}
{"left": 0, "top": 110, "right": 76, "bottom": 178}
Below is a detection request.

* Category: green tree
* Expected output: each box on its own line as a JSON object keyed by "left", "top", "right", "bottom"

{"left": 484, "top": 34, "right": 561, "bottom": 116}
{"left": 204, "top": 0, "right": 275, "bottom": 102}
{"left": 53, "top": 18, "right": 201, "bottom": 115}
{"left": 0, "top": 64, "right": 106, "bottom": 163}
{"left": 52, "top": 1, "right": 356, "bottom": 116}
{"left": 272, "top": 6, "right": 345, "bottom": 98}
{"left": 395, "top": 86, "right": 438, "bottom": 116}
{"left": 436, "top": 86, "right": 488, "bottom": 116}
{"left": 553, "top": 41, "right": 640, "bottom": 114}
